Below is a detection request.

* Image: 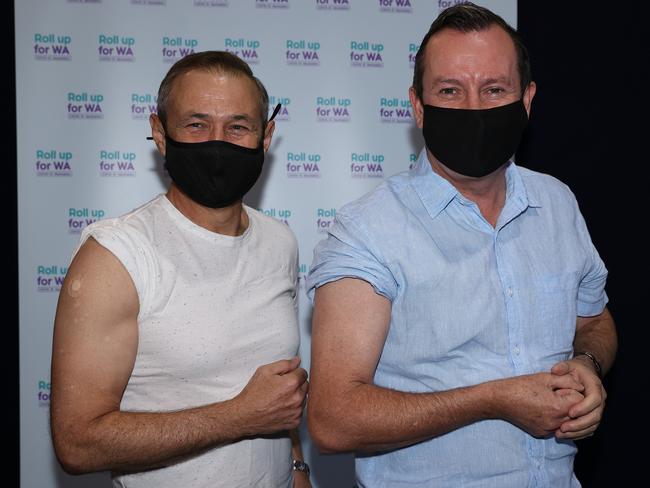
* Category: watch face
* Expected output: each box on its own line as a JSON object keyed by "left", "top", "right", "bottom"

{"left": 293, "top": 460, "right": 310, "bottom": 475}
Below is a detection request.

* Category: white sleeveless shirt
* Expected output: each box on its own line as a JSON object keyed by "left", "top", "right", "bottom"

{"left": 75, "top": 194, "right": 299, "bottom": 488}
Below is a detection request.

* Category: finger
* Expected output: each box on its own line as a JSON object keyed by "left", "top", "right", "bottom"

{"left": 301, "top": 388, "right": 308, "bottom": 406}
{"left": 266, "top": 356, "right": 301, "bottom": 375}
{"left": 570, "top": 431, "right": 595, "bottom": 441}
{"left": 568, "top": 387, "right": 603, "bottom": 418}
{"left": 559, "top": 407, "right": 602, "bottom": 433}
{"left": 297, "top": 367, "right": 308, "bottom": 384}
{"left": 292, "top": 390, "right": 307, "bottom": 408}
{"left": 287, "top": 367, "right": 308, "bottom": 386}
{"left": 554, "top": 389, "right": 585, "bottom": 411}
{"left": 555, "top": 423, "right": 598, "bottom": 440}
{"left": 568, "top": 397, "right": 597, "bottom": 419}
{"left": 548, "top": 373, "right": 584, "bottom": 392}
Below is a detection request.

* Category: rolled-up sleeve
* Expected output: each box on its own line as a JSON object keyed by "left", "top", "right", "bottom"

{"left": 577, "top": 239, "right": 609, "bottom": 317}
{"left": 306, "top": 211, "right": 397, "bottom": 302}
{"left": 572, "top": 200, "right": 609, "bottom": 317}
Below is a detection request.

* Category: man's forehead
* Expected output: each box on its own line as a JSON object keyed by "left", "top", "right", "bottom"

{"left": 167, "top": 69, "right": 260, "bottom": 113}
{"left": 169, "top": 68, "right": 258, "bottom": 100}
{"left": 424, "top": 27, "right": 518, "bottom": 76}
{"left": 427, "top": 25, "right": 517, "bottom": 58}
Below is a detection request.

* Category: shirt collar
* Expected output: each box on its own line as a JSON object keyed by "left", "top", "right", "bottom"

{"left": 505, "top": 160, "right": 542, "bottom": 210}
{"left": 409, "top": 148, "right": 541, "bottom": 220}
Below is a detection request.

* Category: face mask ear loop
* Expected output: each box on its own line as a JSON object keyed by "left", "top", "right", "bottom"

{"left": 258, "top": 103, "right": 282, "bottom": 148}
{"left": 268, "top": 103, "right": 282, "bottom": 122}
{"left": 147, "top": 119, "right": 168, "bottom": 141}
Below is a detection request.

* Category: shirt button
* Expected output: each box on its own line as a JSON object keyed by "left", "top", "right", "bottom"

{"left": 514, "top": 346, "right": 520, "bottom": 355}
{"left": 506, "top": 287, "right": 513, "bottom": 297}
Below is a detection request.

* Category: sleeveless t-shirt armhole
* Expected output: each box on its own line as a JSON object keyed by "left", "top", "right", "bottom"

{"left": 74, "top": 219, "right": 158, "bottom": 320}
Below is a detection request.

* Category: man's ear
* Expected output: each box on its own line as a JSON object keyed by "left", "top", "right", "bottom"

{"left": 522, "top": 81, "right": 537, "bottom": 117}
{"left": 262, "top": 119, "right": 275, "bottom": 153}
{"left": 149, "top": 113, "right": 167, "bottom": 157}
{"left": 409, "top": 86, "right": 424, "bottom": 129}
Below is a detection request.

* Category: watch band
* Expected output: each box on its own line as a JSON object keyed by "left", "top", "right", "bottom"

{"left": 574, "top": 351, "right": 603, "bottom": 379}
{"left": 292, "top": 459, "right": 310, "bottom": 476}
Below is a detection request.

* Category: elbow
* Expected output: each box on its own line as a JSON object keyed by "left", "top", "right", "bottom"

{"left": 53, "top": 440, "right": 94, "bottom": 475}
{"left": 51, "top": 425, "right": 102, "bottom": 475}
{"left": 306, "top": 402, "right": 358, "bottom": 454}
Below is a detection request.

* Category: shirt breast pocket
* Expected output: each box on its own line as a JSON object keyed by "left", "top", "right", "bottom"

{"left": 532, "top": 272, "right": 580, "bottom": 351}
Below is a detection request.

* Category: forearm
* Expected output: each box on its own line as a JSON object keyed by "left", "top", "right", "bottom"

{"left": 290, "top": 428, "right": 305, "bottom": 461}
{"left": 308, "top": 380, "right": 496, "bottom": 453}
{"left": 574, "top": 308, "right": 617, "bottom": 376}
{"left": 549, "top": 309, "right": 617, "bottom": 438}
{"left": 53, "top": 398, "right": 247, "bottom": 474}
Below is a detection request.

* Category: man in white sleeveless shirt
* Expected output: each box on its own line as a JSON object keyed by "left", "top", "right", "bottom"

{"left": 50, "top": 51, "right": 311, "bottom": 488}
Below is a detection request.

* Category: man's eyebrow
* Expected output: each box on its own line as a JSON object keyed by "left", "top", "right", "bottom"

{"left": 228, "top": 113, "right": 255, "bottom": 122}
{"left": 228, "top": 113, "right": 259, "bottom": 128}
{"left": 177, "top": 112, "right": 259, "bottom": 128}
{"left": 431, "top": 77, "right": 463, "bottom": 85}
{"left": 180, "top": 112, "right": 210, "bottom": 120}
{"left": 482, "top": 76, "right": 514, "bottom": 85}
{"left": 430, "top": 76, "right": 515, "bottom": 87}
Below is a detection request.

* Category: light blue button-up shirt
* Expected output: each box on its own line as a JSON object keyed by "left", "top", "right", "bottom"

{"left": 307, "top": 149, "right": 608, "bottom": 488}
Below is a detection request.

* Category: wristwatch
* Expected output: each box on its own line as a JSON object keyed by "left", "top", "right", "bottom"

{"left": 293, "top": 459, "right": 310, "bottom": 476}
{"left": 574, "top": 351, "right": 603, "bottom": 379}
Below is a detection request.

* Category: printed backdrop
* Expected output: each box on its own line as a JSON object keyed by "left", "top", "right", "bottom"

{"left": 16, "top": 1, "right": 516, "bottom": 486}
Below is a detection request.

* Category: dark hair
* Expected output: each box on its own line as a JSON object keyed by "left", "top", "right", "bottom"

{"left": 156, "top": 50, "right": 270, "bottom": 131}
{"left": 412, "top": 2, "right": 531, "bottom": 100}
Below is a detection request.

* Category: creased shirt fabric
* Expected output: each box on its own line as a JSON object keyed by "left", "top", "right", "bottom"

{"left": 307, "top": 149, "right": 608, "bottom": 488}
{"left": 76, "top": 194, "right": 300, "bottom": 488}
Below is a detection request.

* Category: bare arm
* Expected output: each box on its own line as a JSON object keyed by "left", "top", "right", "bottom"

{"left": 552, "top": 307, "right": 617, "bottom": 439}
{"left": 307, "top": 278, "right": 585, "bottom": 453}
{"left": 51, "top": 238, "right": 307, "bottom": 474}
{"left": 290, "top": 428, "right": 312, "bottom": 488}
{"left": 573, "top": 307, "right": 617, "bottom": 376}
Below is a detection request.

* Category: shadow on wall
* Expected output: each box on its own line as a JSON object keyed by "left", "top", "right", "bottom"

{"left": 245, "top": 135, "right": 280, "bottom": 211}
{"left": 52, "top": 453, "right": 112, "bottom": 487}
{"left": 408, "top": 124, "right": 424, "bottom": 160}
{"left": 304, "top": 423, "right": 356, "bottom": 488}
{"left": 150, "top": 146, "right": 170, "bottom": 190}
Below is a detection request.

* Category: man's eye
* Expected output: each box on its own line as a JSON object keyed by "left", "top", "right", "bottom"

{"left": 439, "top": 87, "right": 456, "bottom": 95}
{"left": 230, "top": 125, "right": 250, "bottom": 132}
{"left": 187, "top": 122, "right": 205, "bottom": 128}
{"left": 486, "top": 87, "right": 505, "bottom": 95}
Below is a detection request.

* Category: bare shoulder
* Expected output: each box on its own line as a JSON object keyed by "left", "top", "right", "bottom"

{"left": 59, "top": 236, "right": 139, "bottom": 318}
{"left": 312, "top": 278, "right": 392, "bottom": 383}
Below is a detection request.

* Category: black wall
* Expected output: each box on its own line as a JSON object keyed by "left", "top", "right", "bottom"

{"left": 518, "top": 2, "right": 645, "bottom": 484}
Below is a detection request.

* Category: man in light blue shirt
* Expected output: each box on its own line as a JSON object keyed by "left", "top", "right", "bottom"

{"left": 306, "top": 3, "right": 617, "bottom": 487}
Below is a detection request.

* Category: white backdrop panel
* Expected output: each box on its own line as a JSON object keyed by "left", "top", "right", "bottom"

{"left": 16, "top": 1, "right": 516, "bottom": 486}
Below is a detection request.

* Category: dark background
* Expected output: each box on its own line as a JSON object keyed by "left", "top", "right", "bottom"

{"left": 517, "top": 2, "right": 645, "bottom": 485}
{"left": 8, "top": 1, "right": 644, "bottom": 485}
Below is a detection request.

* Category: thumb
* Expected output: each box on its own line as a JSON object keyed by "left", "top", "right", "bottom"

{"left": 551, "top": 361, "right": 571, "bottom": 376}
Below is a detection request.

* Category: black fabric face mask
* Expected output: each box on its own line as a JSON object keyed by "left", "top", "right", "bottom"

{"left": 160, "top": 103, "right": 281, "bottom": 209}
{"left": 422, "top": 99, "right": 529, "bottom": 178}
{"left": 164, "top": 137, "right": 264, "bottom": 208}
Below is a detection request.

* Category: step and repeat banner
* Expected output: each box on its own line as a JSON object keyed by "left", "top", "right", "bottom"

{"left": 16, "top": 1, "right": 516, "bottom": 486}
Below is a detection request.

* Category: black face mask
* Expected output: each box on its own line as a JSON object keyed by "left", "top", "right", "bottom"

{"left": 422, "top": 99, "right": 529, "bottom": 178}
{"left": 164, "top": 137, "right": 264, "bottom": 208}
{"left": 160, "top": 104, "right": 281, "bottom": 209}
